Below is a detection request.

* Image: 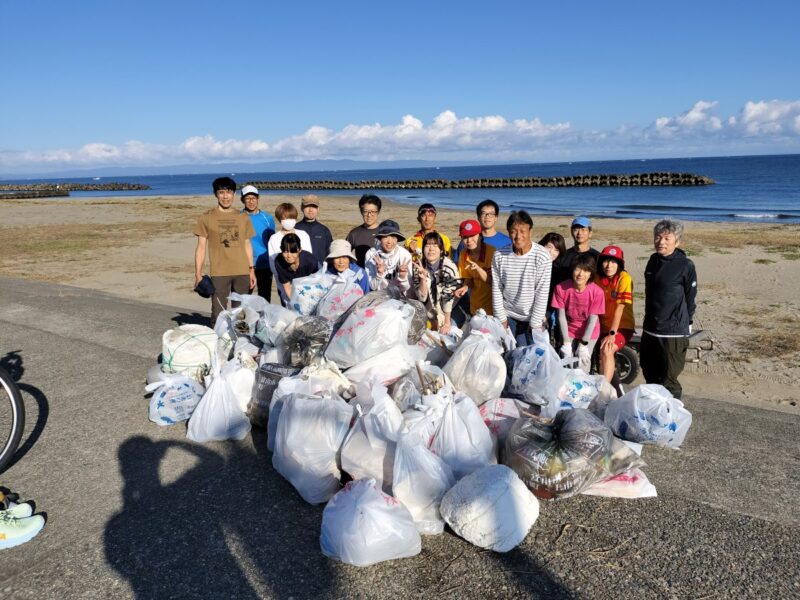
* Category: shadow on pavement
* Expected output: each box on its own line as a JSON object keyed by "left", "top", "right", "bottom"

{"left": 488, "top": 548, "right": 577, "bottom": 599}
{"left": 1, "top": 350, "right": 49, "bottom": 470}
{"left": 105, "top": 435, "right": 339, "bottom": 599}
{"left": 171, "top": 312, "right": 211, "bottom": 327}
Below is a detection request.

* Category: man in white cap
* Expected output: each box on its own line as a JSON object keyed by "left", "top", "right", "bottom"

{"left": 295, "top": 194, "right": 333, "bottom": 264}
{"left": 240, "top": 184, "right": 276, "bottom": 302}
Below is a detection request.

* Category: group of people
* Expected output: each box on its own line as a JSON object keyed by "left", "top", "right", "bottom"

{"left": 194, "top": 177, "right": 697, "bottom": 398}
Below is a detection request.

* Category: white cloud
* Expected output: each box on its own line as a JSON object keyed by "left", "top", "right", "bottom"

{"left": 2, "top": 101, "right": 800, "bottom": 174}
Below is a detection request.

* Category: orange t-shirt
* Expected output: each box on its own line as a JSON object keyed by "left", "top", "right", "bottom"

{"left": 596, "top": 270, "right": 635, "bottom": 331}
{"left": 458, "top": 243, "right": 496, "bottom": 315}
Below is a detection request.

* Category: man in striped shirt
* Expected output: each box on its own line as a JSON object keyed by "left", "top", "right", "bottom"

{"left": 491, "top": 210, "right": 552, "bottom": 346}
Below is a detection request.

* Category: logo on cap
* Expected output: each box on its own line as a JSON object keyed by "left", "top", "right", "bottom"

{"left": 608, "top": 248, "right": 617, "bottom": 255}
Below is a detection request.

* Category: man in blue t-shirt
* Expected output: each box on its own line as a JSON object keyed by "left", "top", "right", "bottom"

{"left": 451, "top": 198, "right": 512, "bottom": 325}
{"left": 240, "top": 185, "right": 276, "bottom": 301}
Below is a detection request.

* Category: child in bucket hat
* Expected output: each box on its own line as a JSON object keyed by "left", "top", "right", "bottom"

{"left": 325, "top": 239, "right": 369, "bottom": 293}
{"left": 364, "top": 220, "right": 413, "bottom": 292}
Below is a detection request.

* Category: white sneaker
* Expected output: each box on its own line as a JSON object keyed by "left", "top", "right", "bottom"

{"left": 0, "top": 512, "right": 45, "bottom": 550}
{"left": 1, "top": 502, "right": 34, "bottom": 518}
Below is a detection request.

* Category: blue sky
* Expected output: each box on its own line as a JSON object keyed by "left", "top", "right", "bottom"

{"left": 2, "top": 0, "right": 799, "bottom": 174}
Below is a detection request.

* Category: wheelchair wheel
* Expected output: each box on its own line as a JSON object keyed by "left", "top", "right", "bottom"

{"left": 615, "top": 346, "right": 639, "bottom": 385}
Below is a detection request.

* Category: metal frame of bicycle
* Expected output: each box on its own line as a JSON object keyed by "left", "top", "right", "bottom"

{"left": 0, "top": 366, "right": 25, "bottom": 472}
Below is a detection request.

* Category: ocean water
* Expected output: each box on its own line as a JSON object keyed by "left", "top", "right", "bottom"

{"left": 5, "top": 154, "right": 800, "bottom": 224}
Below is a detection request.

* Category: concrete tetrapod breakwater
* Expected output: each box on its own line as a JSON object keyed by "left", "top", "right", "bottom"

{"left": 246, "top": 172, "right": 715, "bottom": 190}
{"left": 0, "top": 182, "right": 151, "bottom": 199}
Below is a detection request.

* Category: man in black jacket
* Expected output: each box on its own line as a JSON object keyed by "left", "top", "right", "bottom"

{"left": 641, "top": 219, "right": 698, "bottom": 398}
{"left": 295, "top": 194, "right": 333, "bottom": 264}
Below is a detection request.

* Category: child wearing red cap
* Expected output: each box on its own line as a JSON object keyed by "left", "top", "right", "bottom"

{"left": 454, "top": 219, "right": 496, "bottom": 316}
{"left": 596, "top": 245, "right": 635, "bottom": 385}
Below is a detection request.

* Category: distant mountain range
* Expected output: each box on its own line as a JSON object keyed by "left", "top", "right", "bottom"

{"left": 2, "top": 159, "right": 510, "bottom": 180}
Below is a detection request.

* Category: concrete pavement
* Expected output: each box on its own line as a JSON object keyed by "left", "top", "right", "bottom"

{"left": 1, "top": 275, "right": 798, "bottom": 599}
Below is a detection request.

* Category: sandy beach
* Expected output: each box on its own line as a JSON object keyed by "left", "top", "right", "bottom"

{"left": 1, "top": 193, "right": 798, "bottom": 413}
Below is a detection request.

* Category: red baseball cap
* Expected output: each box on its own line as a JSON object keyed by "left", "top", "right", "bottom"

{"left": 600, "top": 245, "right": 625, "bottom": 269}
{"left": 459, "top": 219, "right": 481, "bottom": 237}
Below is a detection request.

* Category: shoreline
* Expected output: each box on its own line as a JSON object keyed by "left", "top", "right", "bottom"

{"left": 1, "top": 193, "right": 798, "bottom": 414}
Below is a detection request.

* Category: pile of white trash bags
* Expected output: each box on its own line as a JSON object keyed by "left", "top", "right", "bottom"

{"left": 146, "top": 289, "right": 694, "bottom": 567}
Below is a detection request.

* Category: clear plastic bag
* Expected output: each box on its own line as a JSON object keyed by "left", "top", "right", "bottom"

{"left": 443, "top": 332, "right": 506, "bottom": 406}
{"left": 537, "top": 369, "right": 606, "bottom": 421}
{"left": 479, "top": 398, "right": 521, "bottom": 447}
{"left": 503, "top": 408, "right": 643, "bottom": 500}
{"left": 325, "top": 299, "right": 415, "bottom": 369}
{"left": 254, "top": 305, "right": 299, "bottom": 346}
{"left": 388, "top": 362, "right": 454, "bottom": 412}
{"left": 393, "top": 436, "right": 455, "bottom": 535}
{"left": 465, "top": 309, "right": 517, "bottom": 353}
{"left": 272, "top": 392, "right": 354, "bottom": 504}
{"left": 315, "top": 275, "right": 365, "bottom": 321}
{"left": 289, "top": 269, "right": 336, "bottom": 316}
{"left": 278, "top": 316, "right": 333, "bottom": 367}
{"left": 506, "top": 330, "right": 565, "bottom": 406}
{"left": 320, "top": 478, "right": 421, "bottom": 566}
{"left": 604, "top": 384, "right": 693, "bottom": 449}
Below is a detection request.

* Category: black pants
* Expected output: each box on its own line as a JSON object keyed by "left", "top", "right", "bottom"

{"left": 640, "top": 332, "right": 689, "bottom": 399}
{"left": 254, "top": 268, "right": 272, "bottom": 303}
{"left": 210, "top": 274, "right": 250, "bottom": 326}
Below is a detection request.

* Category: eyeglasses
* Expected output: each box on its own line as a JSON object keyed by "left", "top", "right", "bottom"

{"left": 479, "top": 211, "right": 497, "bottom": 217}
{"left": 361, "top": 210, "right": 379, "bottom": 216}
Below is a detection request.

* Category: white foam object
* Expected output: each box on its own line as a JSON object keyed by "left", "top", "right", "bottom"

{"left": 161, "top": 324, "right": 217, "bottom": 382}
{"left": 440, "top": 465, "right": 540, "bottom": 552}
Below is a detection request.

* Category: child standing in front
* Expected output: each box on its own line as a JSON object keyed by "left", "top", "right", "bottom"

{"left": 551, "top": 254, "right": 605, "bottom": 371}
{"left": 595, "top": 245, "right": 635, "bottom": 389}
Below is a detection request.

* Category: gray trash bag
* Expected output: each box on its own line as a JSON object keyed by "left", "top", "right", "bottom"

{"left": 328, "top": 289, "right": 427, "bottom": 346}
{"left": 277, "top": 316, "right": 333, "bottom": 367}
{"left": 248, "top": 363, "right": 302, "bottom": 427}
{"left": 503, "top": 408, "right": 643, "bottom": 500}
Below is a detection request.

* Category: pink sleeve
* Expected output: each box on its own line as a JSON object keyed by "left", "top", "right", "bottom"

{"left": 551, "top": 281, "right": 566, "bottom": 309}
{"left": 589, "top": 285, "right": 605, "bottom": 315}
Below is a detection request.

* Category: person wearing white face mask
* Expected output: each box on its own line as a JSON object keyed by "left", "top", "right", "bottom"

{"left": 267, "top": 202, "right": 313, "bottom": 303}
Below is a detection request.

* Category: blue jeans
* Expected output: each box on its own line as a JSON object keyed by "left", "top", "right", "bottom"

{"left": 507, "top": 317, "right": 533, "bottom": 347}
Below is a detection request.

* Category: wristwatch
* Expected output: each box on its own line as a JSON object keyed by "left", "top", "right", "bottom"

{"left": 608, "top": 330, "right": 616, "bottom": 336}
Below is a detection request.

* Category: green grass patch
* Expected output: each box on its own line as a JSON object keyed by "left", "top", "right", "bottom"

{"left": 754, "top": 258, "right": 776, "bottom": 265}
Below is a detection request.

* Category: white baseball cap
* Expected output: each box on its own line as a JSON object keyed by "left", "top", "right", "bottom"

{"left": 241, "top": 185, "right": 259, "bottom": 197}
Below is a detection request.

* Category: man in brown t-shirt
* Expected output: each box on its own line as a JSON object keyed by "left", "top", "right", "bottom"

{"left": 194, "top": 177, "right": 256, "bottom": 324}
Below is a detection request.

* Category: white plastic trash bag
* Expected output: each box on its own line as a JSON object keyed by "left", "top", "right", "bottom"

{"left": 228, "top": 292, "right": 269, "bottom": 315}
{"left": 289, "top": 269, "right": 336, "bottom": 316}
{"left": 326, "top": 300, "right": 415, "bottom": 369}
{"left": 316, "top": 275, "right": 365, "bottom": 321}
{"left": 466, "top": 309, "right": 517, "bottom": 353}
{"left": 320, "top": 478, "right": 422, "bottom": 567}
{"left": 430, "top": 393, "right": 496, "bottom": 479}
{"left": 146, "top": 375, "right": 205, "bottom": 426}
{"left": 507, "top": 331, "right": 565, "bottom": 406}
{"left": 341, "top": 383, "right": 403, "bottom": 491}
{"left": 393, "top": 436, "right": 455, "bottom": 534}
{"left": 537, "top": 369, "right": 605, "bottom": 420}
{"left": 583, "top": 467, "right": 657, "bottom": 499}
{"left": 479, "top": 398, "right": 521, "bottom": 447}
{"left": 440, "top": 465, "right": 539, "bottom": 552}
{"left": 187, "top": 359, "right": 251, "bottom": 442}
{"left": 604, "top": 384, "right": 692, "bottom": 448}
{"left": 267, "top": 377, "right": 312, "bottom": 452}
{"left": 443, "top": 332, "right": 506, "bottom": 406}
{"left": 220, "top": 357, "right": 256, "bottom": 414}
{"left": 343, "top": 344, "right": 422, "bottom": 387}
{"left": 388, "top": 362, "right": 453, "bottom": 412}
{"left": 272, "top": 393, "right": 354, "bottom": 504}
{"left": 214, "top": 304, "right": 260, "bottom": 339}
{"left": 254, "top": 305, "right": 298, "bottom": 346}
{"left": 161, "top": 324, "right": 217, "bottom": 381}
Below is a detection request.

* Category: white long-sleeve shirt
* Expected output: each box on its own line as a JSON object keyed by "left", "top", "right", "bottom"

{"left": 491, "top": 243, "right": 551, "bottom": 328}
{"left": 364, "top": 245, "right": 413, "bottom": 292}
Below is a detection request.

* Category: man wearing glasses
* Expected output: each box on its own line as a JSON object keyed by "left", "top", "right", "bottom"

{"left": 346, "top": 194, "right": 383, "bottom": 267}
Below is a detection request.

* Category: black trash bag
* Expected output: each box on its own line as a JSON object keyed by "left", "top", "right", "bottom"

{"left": 503, "top": 408, "right": 643, "bottom": 500}
{"left": 328, "top": 289, "right": 427, "bottom": 346}
{"left": 278, "top": 316, "right": 333, "bottom": 367}
{"left": 248, "top": 363, "right": 302, "bottom": 427}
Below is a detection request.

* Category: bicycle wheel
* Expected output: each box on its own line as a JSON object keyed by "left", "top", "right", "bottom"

{"left": 0, "top": 366, "right": 25, "bottom": 472}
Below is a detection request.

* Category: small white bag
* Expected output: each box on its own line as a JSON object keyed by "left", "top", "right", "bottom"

{"left": 443, "top": 331, "right": 506, "bottom": 406}
{"left": 582, "top": 467, "right": 657, "bottom": 499}
{"left": 272, "top": 393, "right": 354, "bottom": 504}
{"left": 187, "top": 359, "right": 251, "bottom": 442}
{"left": 320, "top": 478, "right": 422, "bottom": 566}
{"left": 393, "top": 436, "right": 456, "bottom": 534}
{"left": 146, "top": 375, "right": 205, "bottom": 426}
{"left": 507, "top": 330, "right": 565, "bottom": 406}
{"left": 440, "top": 465, "right": 540, "bottom": 553}
{"left": 479, "top": 398, "right": 521, "bottom": 447}
{"left": 604, "top": 384, "right": 693, "bottom": 448}
{"left": 466, "top": 309, "right": 517, "bottom": 353}
{"left": 254, "top": 305, "right": 299, "bottom": 346}
{"left": 429, "top": 393, "right": 496, "bottom": 479}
